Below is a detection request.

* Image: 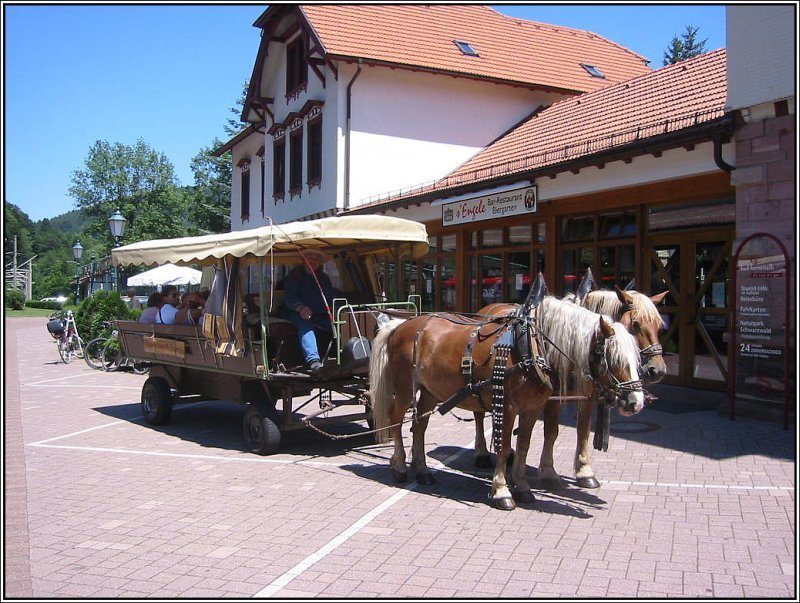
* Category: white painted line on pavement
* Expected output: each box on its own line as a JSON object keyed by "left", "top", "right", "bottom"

{"left": 25, "top": 384, "right": 142, "bottom": 390}
{"left": 254, "top": 439, "right": 478, "bottom": 599}
{"left": 23, "top": 373, "right": 106, "bottom": 386}
{"left": 605, "top": 480, "right": 793, "bottom": 491}
{"left": 29, "top": 421, "right": 130, "bottom": 445}
{"left": 27, "top": 443, "right": 346, "bottom": 467}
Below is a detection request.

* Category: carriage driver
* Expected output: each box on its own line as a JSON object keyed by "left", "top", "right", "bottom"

{"left": 280, "top": 249, "right": 340, "bottom": 375}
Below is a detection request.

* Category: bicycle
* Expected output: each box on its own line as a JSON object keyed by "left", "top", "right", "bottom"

{"left": 84, "top": 321, "right": 149, "bottom": 374}
{"left": 47, "top": 310, "right": 85, "bottom": 364}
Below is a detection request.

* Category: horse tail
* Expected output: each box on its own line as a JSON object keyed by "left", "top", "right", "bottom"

{"left": 369, "top": 318, "right": 406, "bottom": 444}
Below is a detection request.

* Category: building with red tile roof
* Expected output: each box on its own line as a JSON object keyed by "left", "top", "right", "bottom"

{"left": 216, "top": 5, "right": 793, "bottom": 403}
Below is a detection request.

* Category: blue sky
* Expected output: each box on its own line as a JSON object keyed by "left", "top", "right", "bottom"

{"left": 4, "top": 3, "right": 727, "bottom": 222}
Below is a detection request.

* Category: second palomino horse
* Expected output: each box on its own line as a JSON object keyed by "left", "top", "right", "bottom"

{"left": 480, "top": 286, "right": 667, "bottom": 489}
{"left": 369, "top": 296, "right": 645, "bottom": 510}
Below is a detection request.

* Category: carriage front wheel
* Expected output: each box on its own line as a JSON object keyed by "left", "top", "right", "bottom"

{"left": 141, "top": 377, "right": 173, "bottom": 425}
{"left": 243, "top": 406, "right": 281, "bottom": 455}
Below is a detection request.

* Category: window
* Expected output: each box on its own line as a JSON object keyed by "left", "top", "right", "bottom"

{"left": 239, "top": 160, "right": 250, "bottom": 220}
{"left": 307, "top": 117, "right": 322, "bottom": 187}
{"left": 580, "top": 63, "right": 605, "bottom": 79}
{"left": 286, "top": 37, "right": 307, "bottom": 95}
{"left": 289, "top": 128, "right": 303, "bottom": 195}
{"left": 453, "top": 40, "right": 479, "bottom": 56}
{"left": 273, "top": 138, "right": 285, "bottom": 200}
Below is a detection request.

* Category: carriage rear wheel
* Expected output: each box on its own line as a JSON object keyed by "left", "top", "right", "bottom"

{"left": 141, "top": 377, "right": 173, "bottom": 425}
{"left": 243, "top": 406, "right": 281, "bottom": 455}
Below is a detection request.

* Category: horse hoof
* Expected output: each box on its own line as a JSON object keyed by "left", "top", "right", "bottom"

{"left": 492, "top": 497, "right": 516, "bottom": 511}
{"left": 575, "top": 476, "right": 601, "bottom": 489}
{"left": 539, "top": 477, "right": 566, "bottom": 491}
{"left": 415, "top": 472, "right": 436, "bottom": 485}
{"left": 474, "top": 455, "right": 493, "bottom": 468}
{"left": 391, "top": 469, "right": 408, "bottom": 483}
{"left": 513, "top": 489, "right": 536, "bottom": 504}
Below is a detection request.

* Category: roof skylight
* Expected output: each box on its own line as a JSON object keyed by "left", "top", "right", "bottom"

{"left": 580, "top": 63, "right": 605, "bottom": 79}
{"left": 453, "top": 40, "right": 479, "bottom": 57}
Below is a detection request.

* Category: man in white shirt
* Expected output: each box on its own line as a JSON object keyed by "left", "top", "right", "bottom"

{"left": 155, "top": 285, "right": 180, "bottom": 324}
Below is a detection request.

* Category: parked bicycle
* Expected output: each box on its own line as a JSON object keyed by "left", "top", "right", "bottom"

{"left": 85, "top": 321, "right": 149, "bottom": 374}
{"left": 47, "top": 310, "right": 85, "bottom": 364}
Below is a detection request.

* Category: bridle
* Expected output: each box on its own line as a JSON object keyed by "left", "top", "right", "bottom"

{"left": 589, "top": 329, "right": 644, "bottom": 405}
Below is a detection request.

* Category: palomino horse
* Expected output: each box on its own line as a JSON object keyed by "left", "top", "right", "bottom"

{"left": 479, "top": 286, "right": 667, "bottom": 489}
{"left": 369, "top": 298, "right": 645, "bottom": 510}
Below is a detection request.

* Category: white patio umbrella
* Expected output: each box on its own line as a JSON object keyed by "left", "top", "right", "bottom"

{"left": 125, "top": 263, "right": 202, "bottom": 288}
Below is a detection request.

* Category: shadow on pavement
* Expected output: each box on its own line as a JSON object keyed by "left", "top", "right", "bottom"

{"left": 93, "top": 399, "right": 379, "bottom": 458}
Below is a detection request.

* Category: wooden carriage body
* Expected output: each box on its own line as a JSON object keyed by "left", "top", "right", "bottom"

{"left": 111, "top": 215, "right": 428, "bottom": 452}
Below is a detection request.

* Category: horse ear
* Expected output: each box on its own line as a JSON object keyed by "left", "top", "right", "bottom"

{"left": 615, "top": 285, "right": 635, "bottom": 305}
{"left": 650, "top": 290, "right": 669, "bottom": 305}
{"left": 575, "top": 267, "right": 594, "bottom": 301}
{"left": 521, "top": 272, "right": 547, "bottom": 313}
{"left": 599, "top": 315, "right": 615, "bottom": 338}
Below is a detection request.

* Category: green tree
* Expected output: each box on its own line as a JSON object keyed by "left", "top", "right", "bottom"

{"left": 189, "top": 141, "right": 231, "bottom": 234}
{"left": 663, "top": 25, "right": 708, "bottom": 66}
{"left": 68, "top": 139, "right": 182, "bottom": 246}
{"left": 225, "top": 80, "right": 250, "bottom": 137}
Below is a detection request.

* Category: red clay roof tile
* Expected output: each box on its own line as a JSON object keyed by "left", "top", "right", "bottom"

{"left": 300, "top": 5, "right": 651, "bottom": 94}
{"left": 446, "top": 49, "right": 728, "bottom": 182}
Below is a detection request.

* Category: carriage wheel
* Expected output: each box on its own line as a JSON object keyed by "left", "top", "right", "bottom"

{"left": 243, "top": 406, "right": 281, "bottom": 455}
{"left": 141, "top": 377, "right": 173, "bottom": 425}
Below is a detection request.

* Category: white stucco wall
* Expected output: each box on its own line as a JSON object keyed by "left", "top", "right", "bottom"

{"left": 346, "top": 65, "right": 558, "bottom": 207}
{"left": 726, "top": 5, "right": 796, "bottom": 110}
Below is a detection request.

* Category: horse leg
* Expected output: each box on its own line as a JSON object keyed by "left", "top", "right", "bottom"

{"left": 473, "top": 411, "right": 492, "bottom": 468}
{"left": 409, "top": 391, "right": 437, "bottom": 485}
{"left": 388, "top": 402, "right": 409, "bottom": 483}
{"left": 574, "top": 398, "right": 601, "bottom": 488}
{"left": 489, "top": 406, "right": 518, "bottom": 511}
{"left": 509, "top": 410, "right": 537, "bottom": 504}
{"left": 538, "top": 399, "right": 567, "bottom": 490}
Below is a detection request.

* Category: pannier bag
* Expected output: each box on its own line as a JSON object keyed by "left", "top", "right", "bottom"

{"left": 47, "top": 319, "right": 65, "bottom": 338}
{"left": 343, "top": 336, "right": 371, "bottom": 365}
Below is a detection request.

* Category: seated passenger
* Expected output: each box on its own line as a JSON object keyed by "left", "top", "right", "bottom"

{"left": 139, "top": 292, "right": 163, "bottom": 323}
{"left": 175, "top": 290, "right": 208, "bottom": 326}
{"left": 279, "top": 249, "right": 340, "bottom": 374}
{"left": 154, "top": 285, "right": 180, "bottom": 324}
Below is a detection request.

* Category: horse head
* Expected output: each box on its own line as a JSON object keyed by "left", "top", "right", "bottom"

{"left": 614, "top": 287, "right": 668, "bottom": 383}
{"left": 593, "top": 315, "right": 645, "bottom": 416}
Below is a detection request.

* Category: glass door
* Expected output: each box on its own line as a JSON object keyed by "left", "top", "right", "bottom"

{"left": 645, "top": 229, "right": 733, "bottom": 389}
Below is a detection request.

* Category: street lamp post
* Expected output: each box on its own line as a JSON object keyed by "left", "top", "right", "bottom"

{"left": 107, "top": 209, "right": 128, "bottom": 292}
{"left": 89, "top": 254, "right": 96, "bottom": 296}
{"left": 72, "top": 241, "right": 84, "bottom": 303}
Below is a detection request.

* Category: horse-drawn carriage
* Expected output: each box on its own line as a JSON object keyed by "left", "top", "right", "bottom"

{"left": 114, "top": 217, "right": 666, "bottom": 510}
{"left": 111, "top": 215, "right": 429, "bottom": 455}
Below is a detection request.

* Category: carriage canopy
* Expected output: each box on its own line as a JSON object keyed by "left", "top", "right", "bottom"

{"left": 111, "top": 215, "right": 430, "bottom": 268}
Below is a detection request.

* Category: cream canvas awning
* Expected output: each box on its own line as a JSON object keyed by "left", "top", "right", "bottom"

{"left": 112, "top": 215, "right": 429, "bottom": 267}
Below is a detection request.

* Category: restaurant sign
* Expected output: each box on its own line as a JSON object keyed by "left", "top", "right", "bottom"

{"left": 442, "top": 186, "right": 537, "bottom": 226}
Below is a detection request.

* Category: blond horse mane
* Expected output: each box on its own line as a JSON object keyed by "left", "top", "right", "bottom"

{"left": 368, "top": 318, "right": 406, "bottom": 444}
{"left": 538, "top": 296, "right": 640, "bottom": 396}
{"left": 582, "top": 290, "right": 664, "bottom": 329}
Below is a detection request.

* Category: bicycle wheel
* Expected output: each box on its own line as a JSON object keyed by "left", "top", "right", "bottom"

{"left": 57, "top": 337, "right": 72, "bottom": 363}
{"left": 101, "top": 338, "right": 123, "bottom": 371}
{"left": 84, "top": 337, "right": 110, "bottom": 370}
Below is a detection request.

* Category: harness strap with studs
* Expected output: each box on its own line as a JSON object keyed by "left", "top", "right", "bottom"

{"left": 491, "top": 327, "right": 514, "bottom": 453}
